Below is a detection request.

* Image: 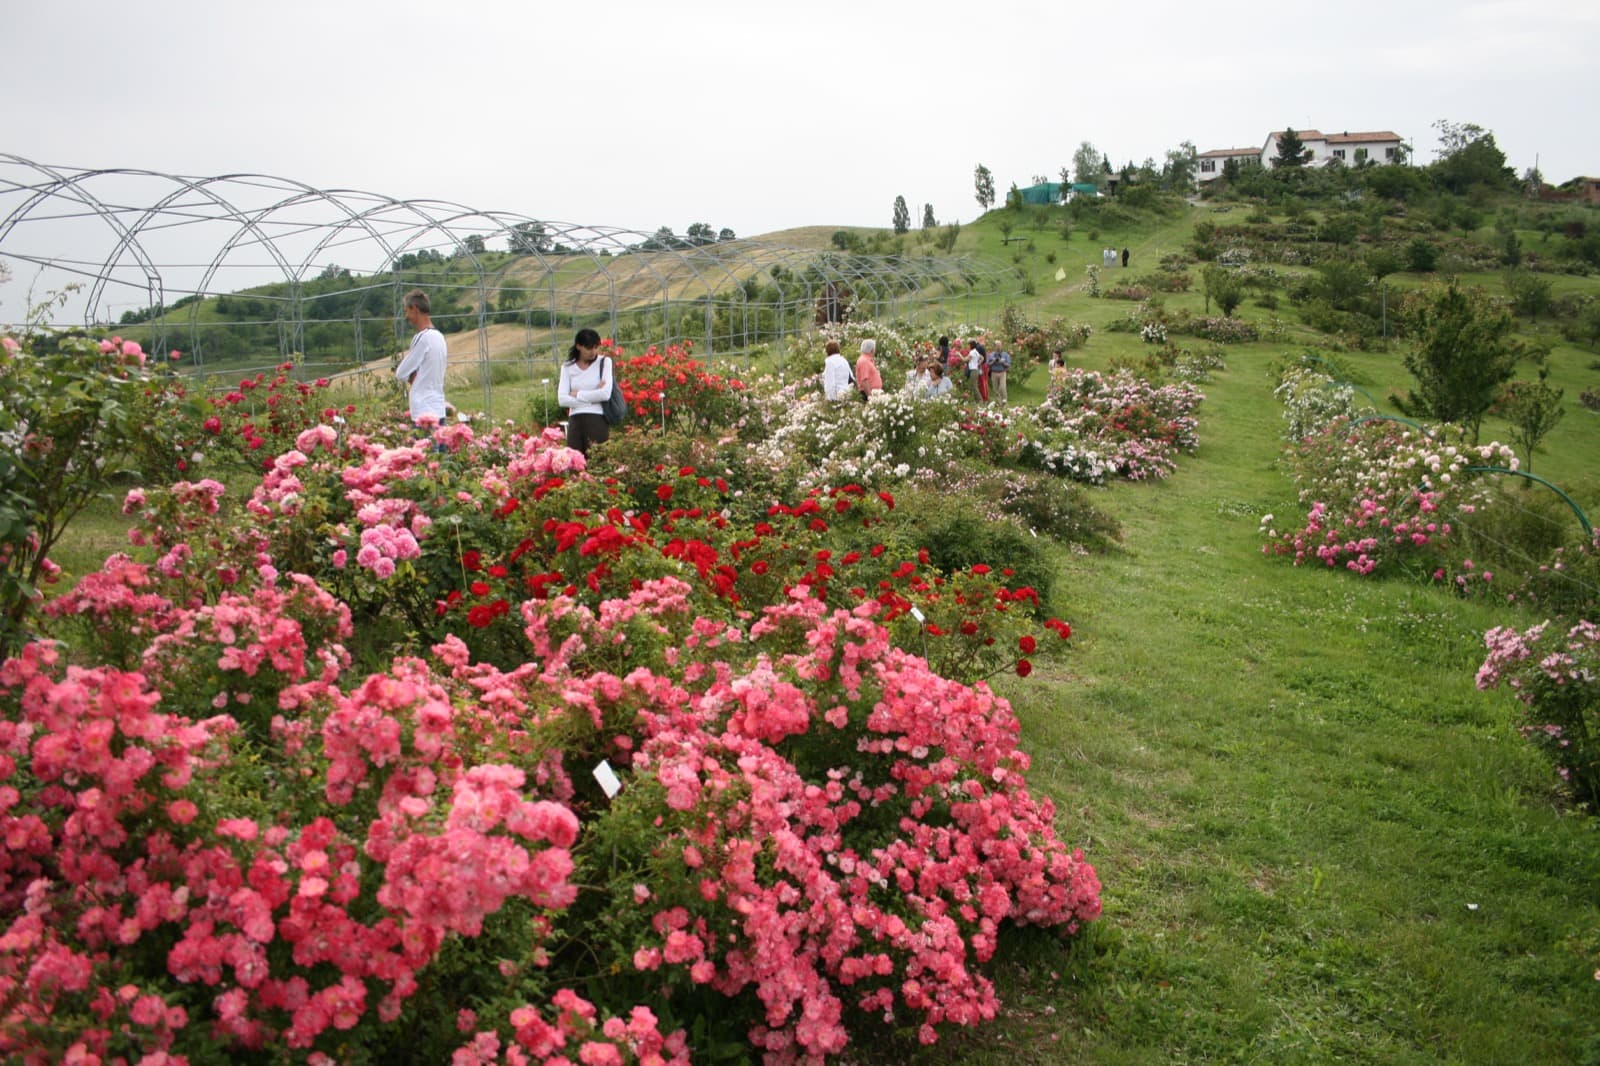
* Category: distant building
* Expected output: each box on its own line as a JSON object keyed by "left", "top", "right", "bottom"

{"left": 1260, "top": 129, "right": 1405, "bottom": 169}
{"left": 1016, "top": 182, "right": 1103, "bottom": 204}
{"left": 1196, "top": 147, "right": 1261, "bottom": 183}
{"left": 1018, "top": 182, "right": 1063, "bottom": 205}
{"left": 1577, "top": 177, "right": 1600, "bottom": 204}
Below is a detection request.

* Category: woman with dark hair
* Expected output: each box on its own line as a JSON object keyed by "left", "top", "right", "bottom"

{"left": 557, "top": 328, "right": 613, "bottom": 456}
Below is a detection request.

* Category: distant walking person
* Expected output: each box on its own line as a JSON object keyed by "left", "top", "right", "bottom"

{"left": 557, "top": 328, "right": 614, "bottom": 456}
{"left": 395, "top": 288, "right": 448, "bottom": 425}
{"left": 1122, "top": 247, "right": 1130, "bottom": 268}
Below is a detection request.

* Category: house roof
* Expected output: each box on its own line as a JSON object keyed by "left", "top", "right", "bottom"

{"left": 1199, "top": 147, "right": 1260, "bottom": 159}
{"left": 1325, "top": 130, "right": 1402, "bottom": 144}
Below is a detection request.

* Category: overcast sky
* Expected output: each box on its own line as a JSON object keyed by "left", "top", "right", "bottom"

{"left": 4, "top": 0, "right": 1597, "bottom": 241}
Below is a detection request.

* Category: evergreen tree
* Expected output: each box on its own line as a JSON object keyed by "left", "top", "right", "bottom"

{"left": 1273, "top": 128, "right": 1311, "bottom": 168}
{"left": 1398, "top": 280, "right": 1519, "bottom": 443}
{"left": 922, "top": 203, "right": 936, "bottom": 230}
{"left": 891, "top": 196, "right": 910, "bottom": 235}
{"left": 974, "top": 164, "right": 995, "bottom": 210}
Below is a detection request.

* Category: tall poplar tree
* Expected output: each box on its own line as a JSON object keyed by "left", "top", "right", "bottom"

{"left": 891, "top": 196, "right": 910, "bottom": 234}
{"left": 974, "top": 164, "right": 995, "bottom": 210}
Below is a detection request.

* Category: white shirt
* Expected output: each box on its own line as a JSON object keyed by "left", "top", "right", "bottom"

{"left": 822, "top": 353, "right": 854, "bottom": 401}
{"left": 966, "top": 349, "right": 982, "bottom": 372}
{"left": 395, "top": 327, "right": 447, "bottom": 422}
{"left": 558, "top": 356, "right": 613, "bottom": 416}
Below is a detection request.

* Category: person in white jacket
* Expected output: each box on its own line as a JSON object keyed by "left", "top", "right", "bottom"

{"left": 394, "top": 289, "right": 448, "bottom": 425}
{"left": 821, "top": 340, "right": 854, "bottom": 401}
{"left": 557, "top": 328, "right": 614, "bottom": 455}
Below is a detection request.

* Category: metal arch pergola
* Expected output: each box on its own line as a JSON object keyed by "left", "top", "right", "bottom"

{"left": 0, "top": 155, "right": 1025, "bottom": 412}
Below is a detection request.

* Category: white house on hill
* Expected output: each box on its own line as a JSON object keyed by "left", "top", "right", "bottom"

{"left": 1197, "top": 147, "right": 1262, "bottom": 183}
{"left": 1261, "top": 129, "right": 1405, "bottom": 169}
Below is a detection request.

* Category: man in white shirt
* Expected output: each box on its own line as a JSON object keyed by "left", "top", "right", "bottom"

{"left": 821, "top": 340, "right": 854, "bottom": 401}
{"left": 394, "top": 289, "right": 448, "bottom": 424}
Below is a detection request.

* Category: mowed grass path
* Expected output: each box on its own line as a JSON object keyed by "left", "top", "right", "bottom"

{"left": 919, "top": 352, "right": 1600, "bottom": 1064}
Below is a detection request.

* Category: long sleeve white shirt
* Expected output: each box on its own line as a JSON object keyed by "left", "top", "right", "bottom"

{"left": 558, "top": 357, "right": 613, "bottom": 416}
{"left": 395, "top": 327, "right": 447, "bottom": 421}
{"left": 822, "top": 353, "right": 854, "bottom": 401}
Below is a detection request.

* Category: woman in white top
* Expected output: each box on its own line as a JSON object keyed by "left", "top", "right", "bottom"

{"left": 557, "top": 328, "right": 614, "bottom": 456}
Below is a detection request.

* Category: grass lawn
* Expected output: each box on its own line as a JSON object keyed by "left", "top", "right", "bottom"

{"left": 898, "top": 340, "right": 1600, "bottom": 1064}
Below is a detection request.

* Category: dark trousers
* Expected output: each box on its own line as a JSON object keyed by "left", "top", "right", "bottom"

{"left": 566, "top": 412, "right": 610, "bottom": 455}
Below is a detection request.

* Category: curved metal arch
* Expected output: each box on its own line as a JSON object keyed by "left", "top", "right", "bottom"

{"left": 1466, "top": 467, "right": 1593, "bottom": 536}
{"left": 229, "top": 182, "right": 410, "bottom": 285}
{"left": 85, "top": 170, "right": 305, "bottom": 327}
{"left": 1353, "top": 413, "right": 1438, "bottom": 437}
{"left": 0, "top": 154, "right": 165, "bottom": 312}
{"left": 2, "top": 156, "right": 1028, "bottom": 405}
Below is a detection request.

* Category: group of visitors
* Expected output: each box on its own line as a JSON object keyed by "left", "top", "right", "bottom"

{"left": 1101, "top": 246, "right": 1130, "bottom": 269}
{"left": 823, "top": 339, "right": 886, "bottom": 402}
{"left": 889, "top": 335, "right": 1013, "bottom": 404}
{"left": 393, "top": 288, "right": 1057, "bottom": 459}
{"left": 951, "top": 335, "right": 1012, "bottom": 404}
{"left": 820, "top": 332, "right": 1027, "bottom": 405}
{"left": 902, "top": 351, "right": 954, "bottom": 399}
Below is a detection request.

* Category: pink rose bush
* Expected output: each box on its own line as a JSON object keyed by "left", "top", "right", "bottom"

{"left": 1476, "top": 619, "right": 1600, "bottom": 810}
{"left": 2, "top": 410, "right": 1100, "bottom": 1062}
{"left": 1261, "top": 415, "right": 1517, "bottom": 582}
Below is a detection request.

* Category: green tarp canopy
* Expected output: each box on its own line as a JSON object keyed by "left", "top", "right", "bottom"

{"left": 1019, "top": 182, "right": 1062, "bottom": 205}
